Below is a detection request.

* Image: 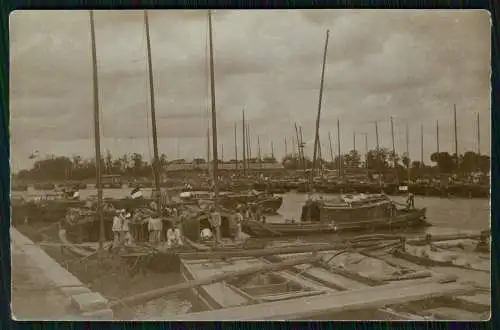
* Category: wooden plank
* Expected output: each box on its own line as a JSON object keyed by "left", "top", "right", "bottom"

{"left": 173, "top": 281, "right": 474, "bottom": 320}
{"left": 292, "top": 264, "right": 366, "bottom": 291}
{"left": 258, "top": 290, "right": 325, "bottom": 302}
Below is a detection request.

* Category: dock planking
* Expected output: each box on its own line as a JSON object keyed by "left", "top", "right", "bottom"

{"left": 173, "top": 280, "right": 473, "bottom": 320}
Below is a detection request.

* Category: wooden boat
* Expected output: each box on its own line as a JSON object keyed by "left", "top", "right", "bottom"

{"left": 179, "top": 190, "right": 283, "bottom": 214}
{"left": 242, "top": 194, "right": 429, "bottom": 238}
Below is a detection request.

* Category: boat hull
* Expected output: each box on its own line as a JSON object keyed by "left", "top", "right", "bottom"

{"left": 242, "top": 208, "right": 429, "bottom": 238}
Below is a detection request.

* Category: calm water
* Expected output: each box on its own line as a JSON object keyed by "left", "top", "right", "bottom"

{"left": 17, "top": 187, "right": 490, "bottom": 318}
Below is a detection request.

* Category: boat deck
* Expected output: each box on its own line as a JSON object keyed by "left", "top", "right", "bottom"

{"left": 176, "top": 236, "right": 490, "bottom": 320}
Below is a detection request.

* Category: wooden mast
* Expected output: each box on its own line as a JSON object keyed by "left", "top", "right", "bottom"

{"left": 453, "top": 104, "right": 458, "bottom": 171}
{"left": 299, "top": 126, "right": 306, "bottom": 172}
{"left": 420, "top": 124, "right": 424, "bottom": 173}
{"left": 271, "top": 141, "right": 275, "bottom": 160}
{"left": 477, "top": 112, "right": 480, "bottom": 156}
{"left": 208, "top": 10, "right": 219, "bottom": 208}
{"left": 294, "top": 123, "right": 302, "bottom": 169}
{"left": 328, "top": 131, "right": 334, "bottom": 163}
{"left": 89, "top": 10, "right": 104, "bottom": 254}
{"left": 144, "top": 10, "right": 162, "bottom": 212}
{"left": 436, "top": 120, "right": 440, "bottom": 173}
{"left": 257, "top": 136, "right": 262, "bottom": 169}
{"left": 242, "top": 109, "right": 246, "bottom": 175}
{"left": 390, "top": 117, "right": 396, "bottom": 167}
{"left": 311, "top": 30, "right": 330, "bottom": 180}
{"left": 246, "top": 123, "right": 251, "bottom": 164}
{"left": 207, "top": 126, "right": 211, "bottom": 175}
{"left": 234, "top": 122, "right": 238, "bottom": 170}
{"left": 363, "top": 132, "right": 368, "bottom": 177}
{"left": 406, "top": 123, "right": 411, "bottom": 184}
{"left": 375, "top": 120, "right": 379, "bottom": 175}
{"left": 284, "top": 137, "right": 288, "bottom": 156}
{"left": 337, "top": 119, "right": 341, "bottom": 178}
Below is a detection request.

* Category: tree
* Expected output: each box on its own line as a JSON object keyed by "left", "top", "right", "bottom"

{"left": 344, "top": 150, "right": 361, "bottom": 168}
{"left": 401, "top": 153, "right": 410, "bottom": 168}
{"left": 430, "top": 152, "right": 454, "bottom": 173}
{"left": 366, "top": 148, "right": 390, "bottom": 171}
{"left": 388, "top": 150, "right": 400, "bottom": 168}
{"left": 131, "top": 153, "right": 143, "bottom": 175}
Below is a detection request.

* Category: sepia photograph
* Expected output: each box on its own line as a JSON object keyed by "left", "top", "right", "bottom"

{"left": 10, "top": 9, "right": 491, "bottom": 321}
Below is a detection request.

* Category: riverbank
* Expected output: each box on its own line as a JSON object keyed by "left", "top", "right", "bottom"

{"left": 11, "top": 228, "right": 112, "bottom": 320}
{"left": 13, "top": 223, "right": 195, "bottom": 319}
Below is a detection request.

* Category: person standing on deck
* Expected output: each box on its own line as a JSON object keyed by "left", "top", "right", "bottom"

{"left": 209, "top": 205, "right": 222, "bottom": 244}
{"left": 406, "top": 193, "right": 415, "bottom": 209}
{"left": 232, "top": 208, "right": 245, "bottom": 242}
{"left": 148, "top": 216, "right": 162, "bottom": 243}
{"left": 112, "top": 210, "right": 123, "bottom": 247}
{"left": 120, "top": 210, "right": 132, "bottom": 248}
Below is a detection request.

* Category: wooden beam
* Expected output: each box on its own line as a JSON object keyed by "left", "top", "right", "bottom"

{"left": 173, "top": 280, "right": 473, "bottom": 320}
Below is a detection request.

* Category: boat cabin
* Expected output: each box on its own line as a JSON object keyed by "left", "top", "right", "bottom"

{"left": 300, "top": 193, "right": 393, "bottom": 223}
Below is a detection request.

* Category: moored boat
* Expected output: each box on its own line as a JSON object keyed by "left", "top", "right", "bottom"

{"left": 242, "top": 193, "right": 429, "bottom": 238}
{"left": 179, "top": 190, "right": 283, "bottom": 215}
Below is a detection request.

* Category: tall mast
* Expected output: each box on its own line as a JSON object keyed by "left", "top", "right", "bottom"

{"left": 337, "top": 119, "right": 341, "bottom": 178}
{"left": 363, "top": 133, "right": 368, "bottom": 176}
{"left": 257, "top": 136, "right": 262, "bottom": 169}
{"left": 206, "top": 126, "right": 210, "bottom": 175}
{"left": 477, "top": 113, "right": 480, "bottom": 156}
{"left": 242, "top": 109, "right": 246, "bottom": 175}
{"left": 406, "top": 123, "right": 411, "bottom": 183}
{"left": 454, "top": 104, "right": 458, "bottom": 158}
{"left": 246, "top": 123, "right": 251, "bottom": 162}
{"left": 375, "top": 120, "right": 380, "bottom": 174}
{"left": 299, "top": 126, "right": 306, "bottom": 171}
{"left": 292, "top": 136, "right": 296, "bottom": 157}
{"left": 234, "top": 122, "right": 238, "bottom": 170}
{"left": 221, "top": 142, "right": 224, "bottom": 162}
{"left": 311, "top": 30, "right": 330, "bottom": 179}
{"left": 436, "top": 120, "right": 440, "bottom": 173}
{"left": 420, "top": 124, "right": 424, "bottom": 169}
{"left": 208, "top": 10, "right": 219, "bottom": 202}
{"left": 89, "top": 10, "right": 104, "bottom": 253}
{"left": 353, "top": 132, "right": 356, "bottom": 153}
{"left": 284, "top": 137, "right": 288, "bottom": 156}
{"left": 328, "top": 131, "right": 334, "bottom": 163}
{"left": 144, "top": 11, "right": 162, "bottom": 212}
{"left": 390, "top": 116, "right": 396, "bottom": 167}
{"left": 294, "top": 123, "right": 302, "bottom": 169}
{"left": 271, "top": 141, "right": 275, "bottom": 160}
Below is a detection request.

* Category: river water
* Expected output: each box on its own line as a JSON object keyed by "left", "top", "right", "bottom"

{"left": 16, "top": 188, "right": 491, "bottom": 319}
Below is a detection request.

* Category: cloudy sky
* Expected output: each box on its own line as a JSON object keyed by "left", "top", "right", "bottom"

{"left": 10, "top": 9, "right": 491, "bottom": 171}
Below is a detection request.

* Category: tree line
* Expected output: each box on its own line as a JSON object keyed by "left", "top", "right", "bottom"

{"left": 14, "top": 150, "right": 279, "bottom": 181}
{"left": 14, "top": 148, "right": 488, "bottom": 182}
{"left": 281, "top": 148, "right": 489, "bottom": 175}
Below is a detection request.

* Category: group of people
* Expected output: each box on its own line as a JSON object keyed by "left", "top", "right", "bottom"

{"left": 110, "top": 200, "right": 184, "bottom": 250}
